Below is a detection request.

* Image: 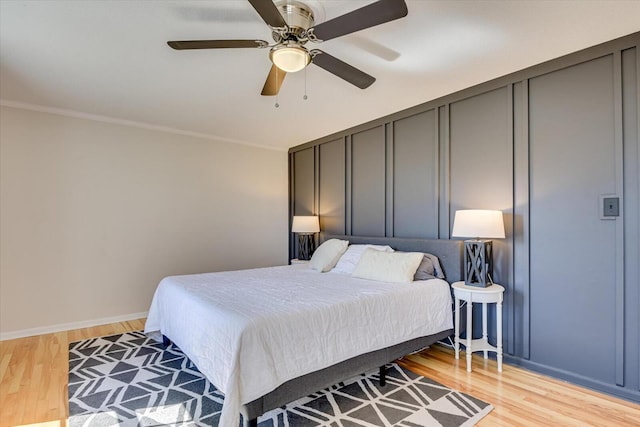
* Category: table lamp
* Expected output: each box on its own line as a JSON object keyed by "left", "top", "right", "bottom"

{"left": 291, "top": 216, "right": 320, "bottom": 260}
{"left": 451, "top": 210, "right": 505, "bottom": 287}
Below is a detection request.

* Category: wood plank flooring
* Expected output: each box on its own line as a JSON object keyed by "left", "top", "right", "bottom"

{"left": 1, "top": 319, "right": 638, "bottom": 426}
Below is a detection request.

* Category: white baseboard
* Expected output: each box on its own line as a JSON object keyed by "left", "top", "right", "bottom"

{"left": 0, "top": 311, "right": 148, "bottom": 341}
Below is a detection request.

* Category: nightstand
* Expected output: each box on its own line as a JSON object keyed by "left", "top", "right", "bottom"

{"left": 451, "top": 281, "right": 504, "bottom": 372}
{"left": 290, "top": 259, "right": 310, "bottom": 265}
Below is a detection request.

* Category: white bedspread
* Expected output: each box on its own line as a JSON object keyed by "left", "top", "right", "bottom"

{"left": 144, "top": 264, "right": 452, "bottom": 427}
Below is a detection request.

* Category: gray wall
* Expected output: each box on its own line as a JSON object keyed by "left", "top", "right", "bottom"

{"left": 288, "top": 32, "right": 640, "bottom": 403}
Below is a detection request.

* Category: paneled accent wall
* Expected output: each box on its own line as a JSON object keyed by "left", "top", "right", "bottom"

{"left": 318, "top": 139, "right": 345, "bottom": 234}
{"left": 351, "top": 126, "right": 386, "bottom": 236}
{"left": 288, "top": 32, "right": 640, "bottom": 403}
{"left": 528, "top": 54, "right": 618, "bottom": 385}
{"left": 393, "top": 110, "right": 439, "bottom": 238}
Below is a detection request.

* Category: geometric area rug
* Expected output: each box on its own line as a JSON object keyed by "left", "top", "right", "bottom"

{"left": 69, "top": 331, "right": 492, "bottom": 427}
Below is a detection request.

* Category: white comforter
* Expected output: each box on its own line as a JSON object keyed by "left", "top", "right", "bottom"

{"left": 144, "top": 264, "right": 452, "bottom": 427}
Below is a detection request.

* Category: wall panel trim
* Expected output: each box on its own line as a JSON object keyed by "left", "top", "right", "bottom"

{"left": 288, "top": 152, "right": 295, "bottom": 260}
{"left": 385, "top": 122, "right": 394, "bottom": 237}
{"left": 345, "top": 135, "right": 352, "bottom": 235}
{"left": 507, "top": 83, "right": 515, "bottom": 356}
{"left": 314, "top": 145, "right": 320, "bottom": 215}
{"left": 514, "top": 79, "right": 531, "bottom": 360}
{"left": 636, "top": 44, "right": 640, "bottom": 393}
{"left": 434, "top": 108, "right": 440, "bottom": 237}
{"left": 613, "top": 50, "right": 626, "bottom": 387}
{"left": 438, "top": 105, "right": 450, "bottom": 239}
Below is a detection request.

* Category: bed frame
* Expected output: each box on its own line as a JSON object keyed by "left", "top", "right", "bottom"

{"left": 239, "top": 235, "right": 464, "bottom": 426}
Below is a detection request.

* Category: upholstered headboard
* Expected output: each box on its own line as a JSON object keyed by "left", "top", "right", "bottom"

{"left": 320, "top": 234, "right": 464, "bottom": 283}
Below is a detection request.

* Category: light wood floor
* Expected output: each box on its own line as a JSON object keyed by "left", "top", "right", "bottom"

{"left": 1, "top": 319, "right": 638, "bottom": 426}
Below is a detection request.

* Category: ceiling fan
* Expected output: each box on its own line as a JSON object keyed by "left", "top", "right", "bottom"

{"left": 167, "top": 0, "right": 408, "bottom": 96}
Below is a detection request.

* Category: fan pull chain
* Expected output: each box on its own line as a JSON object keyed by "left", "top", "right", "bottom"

{"left": 303, "top": 66, "right": 308, "bottom": 101}
{"left": 275, "top": 66, "right": 280, "bottom": 108}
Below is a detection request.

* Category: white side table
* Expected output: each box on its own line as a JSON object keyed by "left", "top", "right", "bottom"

{"left": 451, "top": 281, "right": 504, "bottom": 372}
{"left": 290, "top": 259, "right": 310, "bottom": 265}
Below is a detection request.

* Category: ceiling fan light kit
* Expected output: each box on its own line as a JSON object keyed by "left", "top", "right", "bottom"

{"left": 270, "top": 43, "right": 311, "bottom": 73}
{"left": 167, "top": 0, "right": 408, "bottom": 96}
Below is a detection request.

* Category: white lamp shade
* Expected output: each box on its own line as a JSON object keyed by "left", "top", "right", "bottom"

{"left": 451, "top": 210, "right": 505, "bottom": 239}
{"left": 291, "top": 216, "right": 320, "bottom": 233}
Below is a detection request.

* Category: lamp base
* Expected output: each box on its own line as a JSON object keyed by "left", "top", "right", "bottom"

{"left": 463, "top": 240, "right": 493, "bottom": 287}
{"left": 297, "top": 234, "right": 316, "bottom": 261}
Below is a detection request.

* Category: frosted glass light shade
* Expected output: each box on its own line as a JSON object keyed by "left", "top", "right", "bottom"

{"left": 270, "top": 45, "right": 310, "bottom": 73}
{"left": 291, "top": 216, "right": 320, "bottom": 233}
{"left": 451, "top": 210, "right": 505, "bottom": 239}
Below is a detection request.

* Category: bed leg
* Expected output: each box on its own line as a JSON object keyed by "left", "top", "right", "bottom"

{"left": 379, "top": 365, "right": 387, "bottom": 387}
{"left": 247, "top": 418, "right": 258, "bottom": 427}
{"left": 162, "top": 335, "right": 171, "bottom": 347}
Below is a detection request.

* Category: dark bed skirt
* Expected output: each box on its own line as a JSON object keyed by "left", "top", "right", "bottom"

{"left": 240, "top": 328, "right": 454, "bottom": 424}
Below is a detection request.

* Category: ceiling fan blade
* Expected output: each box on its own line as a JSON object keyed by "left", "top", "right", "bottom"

{"left": 309, "top": 0, "right": 407, "bottom": 42}
{"left": 167, "top": 40, "right": 267, "bottom": 50}
{"left": 261, "top": 65, "right": 287, "bottom": 96}
{"left": 248, "top": 0, "right": 287, "bottom": 28}
{"left": 311, "top": 50, "right": 375, "bottom": 89}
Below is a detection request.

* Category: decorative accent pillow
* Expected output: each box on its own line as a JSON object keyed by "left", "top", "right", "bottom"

{"left": 331, "top": 244, "right": 394, "bottom": 275}
{"left": 309, "top": 239, "right": 349, "bottom": 272}
{"left": 413, "top": 255, "right": 437, "bottom": 281}
{"left": 423, "top": 253, "right": 445, "bottom": 279}
{"left": 352, "top": 249, "right": 424, "bottom": 283}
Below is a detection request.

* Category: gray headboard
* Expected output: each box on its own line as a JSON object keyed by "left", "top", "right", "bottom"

{"left": 320, "top": 234, "right": 464, "bottom": 283}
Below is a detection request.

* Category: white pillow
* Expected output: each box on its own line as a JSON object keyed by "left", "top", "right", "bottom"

{"left": 309, "top": 239, "right": 349, "bottom": 272}
{"left": 331, "top": 244, "right": 394, "bottom": 275}
{"left": 352, "top": 249, "right": 424, "bottom": 283}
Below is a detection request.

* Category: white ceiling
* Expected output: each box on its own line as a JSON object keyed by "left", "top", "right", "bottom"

{"left": 1, "top": 1, "right": 639, "bottom": 151}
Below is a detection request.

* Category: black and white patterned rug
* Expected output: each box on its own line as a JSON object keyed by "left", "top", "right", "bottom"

{"left": 68, "top": 331, "right": 492, "bottom": 426}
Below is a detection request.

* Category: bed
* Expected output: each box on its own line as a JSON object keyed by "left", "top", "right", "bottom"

{"left": 144, "top": 234, "right": 463, "bottom": 426}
